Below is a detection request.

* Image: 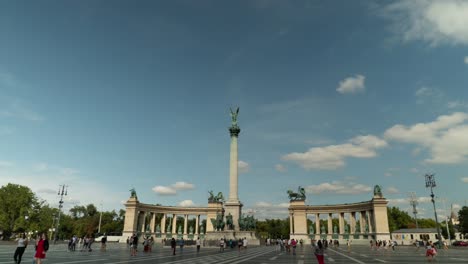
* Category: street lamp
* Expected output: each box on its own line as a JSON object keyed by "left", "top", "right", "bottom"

{"left": 54, "top": 185, "right": 68, "bottom": 244}
{"left": 425, "top": 174, "right": 442, "bottom": 247}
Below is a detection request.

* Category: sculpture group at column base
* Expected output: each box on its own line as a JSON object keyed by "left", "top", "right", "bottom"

{"left": 203, "top": 231, "right": 260, "bottom": 246}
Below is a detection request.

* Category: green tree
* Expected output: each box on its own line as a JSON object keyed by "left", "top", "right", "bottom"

{"left": 441, "top": 220, "right": 455, "bottom": 240}
{"left": 458, "top": 206, "right": 468, "bottom": 237}
{"left": 0, "top": 184, "right": 38, "bottom": 239}
{"left": 387, "top": 207, "right": 413, "bottom": 232}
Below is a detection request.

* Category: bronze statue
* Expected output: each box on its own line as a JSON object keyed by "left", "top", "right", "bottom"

{"left": 373, "top": 185, "right": 382, "bottom": 196}
{"left": 129, "top": 188, "right": 137, "bottom": 198}
{"left": 287, "top": 186, "right": 306, "bottom": 201}
{"left": 230, "top": 107, "right": 239, "bottom": 126}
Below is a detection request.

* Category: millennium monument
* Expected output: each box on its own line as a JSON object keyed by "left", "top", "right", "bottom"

{"left": 123, "top": 107, "right": 259, "bottom": 244}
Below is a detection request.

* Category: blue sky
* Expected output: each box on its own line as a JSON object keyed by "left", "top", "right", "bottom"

{"left": 1, "top": 0, "right": 468, "bottom": 220}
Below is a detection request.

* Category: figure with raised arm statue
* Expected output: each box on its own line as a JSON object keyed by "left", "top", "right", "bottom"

{"left": 230, "top": 107, "right": 239, "bottom": 127}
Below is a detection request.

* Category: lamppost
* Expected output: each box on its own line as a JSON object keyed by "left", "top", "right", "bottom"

{"left": 425, "top": 174, "right": 442, "bottom": 247}
{"left": 54, "top": 185, "right": 68, "bottom": 244}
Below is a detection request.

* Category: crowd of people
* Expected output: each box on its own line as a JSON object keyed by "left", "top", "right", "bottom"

{"left": 11, "top": 232, "right": 456, "bottom": 264}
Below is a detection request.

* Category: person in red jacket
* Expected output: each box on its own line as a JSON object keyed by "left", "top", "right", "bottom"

{"left": 34, "top": 233, "right": 49, "bottom": 264}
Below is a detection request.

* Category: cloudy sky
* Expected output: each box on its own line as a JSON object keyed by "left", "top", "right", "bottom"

{"left": 1, "top": 0, "right": 468, "bottom": 220}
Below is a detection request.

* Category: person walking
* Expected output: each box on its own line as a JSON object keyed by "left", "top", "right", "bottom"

{"left": 13, "top": 233, "right": 28, "bottom": 264}
{"left": 313, "top": 240, "right": 325, "bottom": 264}
{"left": 101, "top": 234, "right": 107, "bottom": 252}
{"left": 196, "top": 237, "right": 201, "bottom": 253}
{"left": 179, "top": 238, "right": 185, "bottom": 253}
{"left": 291, "top": 238, "right": 297, "bottom": 255}
{"left": 34, "top": 233, "right": 49, "bottom": 264}
{"left": 219, "top": 238, "right": 225, "bottom": 252}
{"left": 130, "top": 234, "right": 138, "bottom": 256}
{"left": 170, "top": 238, "right": 176, "bottom": 255}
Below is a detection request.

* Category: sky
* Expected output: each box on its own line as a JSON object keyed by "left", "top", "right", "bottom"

{"left": 1, "top": 0, "right": 468, "bottom": 221}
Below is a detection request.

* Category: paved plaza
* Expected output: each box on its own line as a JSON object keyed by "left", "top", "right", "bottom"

{"left": 1, "top": 243, "right": 467, "bottom": 263}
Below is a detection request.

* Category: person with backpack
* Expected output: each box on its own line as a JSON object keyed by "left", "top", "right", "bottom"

{"left": 34, "top": 233, "right": 49, "bottom": 264}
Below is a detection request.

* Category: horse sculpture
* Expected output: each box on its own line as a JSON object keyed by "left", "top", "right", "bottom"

{"left": 208, "top": 191, "right": 224, "bottom": 203}
{"left": 287, "top": 186, "right": 306, "bottom": 201}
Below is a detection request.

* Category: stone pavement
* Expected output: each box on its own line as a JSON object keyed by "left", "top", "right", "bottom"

{"left": 0, "top": 242, "right": 467, "bottom": 263}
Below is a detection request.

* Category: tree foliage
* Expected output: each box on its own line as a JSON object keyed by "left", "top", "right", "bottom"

{"left": 458, "top": 206, "right": 468, "bottom": 236}
{"left": 0, "top": 184, "right": 38, "bottom": 238}
{"left": 0, "top": 183, "right": 124, "bottom": 240}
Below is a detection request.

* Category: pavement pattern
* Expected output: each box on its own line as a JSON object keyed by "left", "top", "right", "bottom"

{"left": 0, "top": 242, "right": 467, "bottom": 263}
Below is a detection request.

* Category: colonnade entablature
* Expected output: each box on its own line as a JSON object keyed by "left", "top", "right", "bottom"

{"left": 288, "top": 185, "right": 390, "bottom": 243}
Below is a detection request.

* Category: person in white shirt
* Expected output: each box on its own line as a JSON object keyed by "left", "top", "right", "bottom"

{"left": 14, "top": 233, "right": 28, "bottom": 264}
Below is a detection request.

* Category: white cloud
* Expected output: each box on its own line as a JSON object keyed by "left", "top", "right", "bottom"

{"left": 152, "top": 181, "right": 195, "bottom": 195}
{"left": 238, "top": 160, "right": 250, "bottom": 174}
{"left": 385, "top": 112, "right": 468, "bottom": 164}
{"left": 152, "top": 186, "right": 176, "bottom": 195}
{"left": 461, "top": 177, "right": 468, "bottom": 183}
{"left": 386, "top": 187, "right": 400, "bottom": 194}
{"left": 274, "top": 164, "right": 287, "bottom": 172}
{"left": 282, "top": 135, "right": 387, "bottom": 170}
{"left": 465, "top": 56, "right": 468, "bottom": 64}
{"left": 172, "top": 181, "right": 194, "bottom": 190}
{"left": 415, "top": 87, "right": 444, "bottom": 104}
{"left": 178, "top": 200, "right": 195, "bottom": 207}
{"left": 453, "top": 203, "right": 461, "bottom": 210}
{"left": 336, "top": 74, "right": 365, "bottom": 94}
{"left": 306, "top": 181, "right": 372, "bottom": 195}
{"left": 382, "top": 0, "right": 468, "bottom": 46}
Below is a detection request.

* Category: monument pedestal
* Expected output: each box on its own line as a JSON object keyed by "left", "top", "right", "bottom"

{"left": 224, "top": 200, "right": 242, "bottom": 231}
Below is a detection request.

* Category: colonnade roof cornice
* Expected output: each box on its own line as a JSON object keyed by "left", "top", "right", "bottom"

{"left": 137, "top": 203, "right": 221, "bottom": 214}
{"left": 288, "top": 199, "right": 379, "bottom": 213}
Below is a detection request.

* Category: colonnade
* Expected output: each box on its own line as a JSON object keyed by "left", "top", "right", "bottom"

{"left": 288, "top": 194, "right": 390, "bottom": 242}
{"left": 123, "top": 197, "right": 224, "bottom": 240}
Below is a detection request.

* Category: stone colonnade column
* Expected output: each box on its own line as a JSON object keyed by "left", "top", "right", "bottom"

{"left": 195, "top": 215, "right": 199, "bottom": 235}
{"left": 339, "top": 213, "right": 344, "bottom": 234}
{"left": 289, "top": 214, "right": 293, "bottom": 234}
{"left": 161, "top": 214, "right": 166, "bottom": 233}
{"left": 367, "top": 210, "right": 373, "bottom": 233}
{"left": 360, "top": 211, "right": 365, "bottom": 234}
{"left": 172, "top": 214, "right": 177, "bottom": 234}
{"left": 327, "top": 213, "right": 332, "bottom": 235}
{"left": 350, "top": 212, "right": 356, "bottom": 234}
{"left": 315, "top": 214, "right": 320, "bottom": 235}
{"left": 150, "top": 213, "right": 156, "bottom": 233}
{"left": 184, "top": 215, "right": 188, "bottom": 235}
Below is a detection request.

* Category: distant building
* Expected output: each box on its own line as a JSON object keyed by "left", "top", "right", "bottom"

{"left": 391, "top": 228, "right": 440, "bottom": 244}
{"left": 391, "top": 228, "right": 465, "bottom": 244}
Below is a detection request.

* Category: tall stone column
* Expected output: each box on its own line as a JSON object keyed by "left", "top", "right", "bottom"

{"left": 367, "top": 210, "right": 374, "bottom": 233}
{"left": 150, "top": 213, "right": 156, "bottom": 233}
{"left": 161, "top": 214, "right": 166, "bottom": 233}
{"left": 339, "top": 213, "right": 344, "bottom": 234}
{"left": 315, "top": 214, "right": 320, "bottom": 235}
{"left": 350, "top": 212, "right": 356, "bottom": 234}
{"left": 195, "top": 215, "right": 199, "bottom": 235}
{"left": 360, "top": 211, "right": 365, "bottom": 234}
{"left": 172, "top": 214, "right": 177, "bottom": 234}
{"left": 327, "top": 213, "right": 333, "bottom": 235}
{"left": 224, "top": 108, "right": 243, "bottom": 231}
{"left": 184, "top": 214, "right": 188, "bottom": 236}
{"left": 289, "top": 214, "right": 294, "bottom": 234}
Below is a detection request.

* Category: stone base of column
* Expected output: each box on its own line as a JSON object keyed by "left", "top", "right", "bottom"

{"left": 224, "top": 201, "right": 242, "bottom": 232}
